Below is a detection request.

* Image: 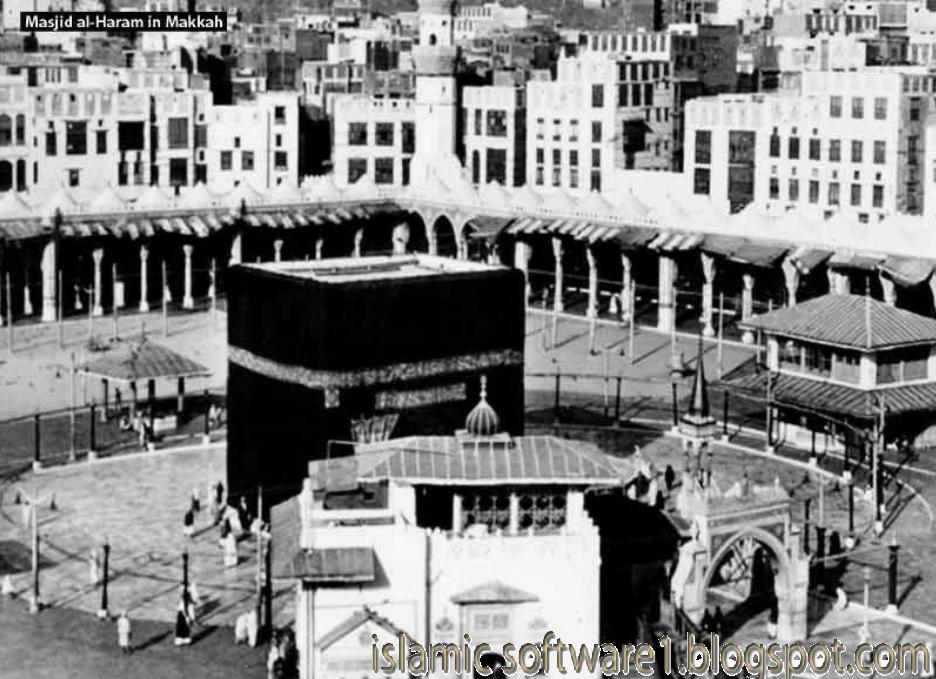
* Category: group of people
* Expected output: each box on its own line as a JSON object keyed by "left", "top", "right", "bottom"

{"left": 118, "top": 410, "right": 155, "bottom": 451}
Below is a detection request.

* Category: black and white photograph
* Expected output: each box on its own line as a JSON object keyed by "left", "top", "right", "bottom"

{"left": 1, "top": 0, "right": 936, "bottom": 677}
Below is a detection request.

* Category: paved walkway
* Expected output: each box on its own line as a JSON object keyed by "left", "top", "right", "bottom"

{"left": 0, "top": 444, "right": 293, "bottom": 627}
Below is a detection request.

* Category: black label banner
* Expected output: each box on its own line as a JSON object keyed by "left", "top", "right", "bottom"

{"left": 20, "top": 11, "right": 227, "bottom": 32}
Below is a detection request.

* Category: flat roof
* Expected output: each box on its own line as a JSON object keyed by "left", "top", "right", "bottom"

{"left": 242, "top": 254, "right": 501, "bottom": 283}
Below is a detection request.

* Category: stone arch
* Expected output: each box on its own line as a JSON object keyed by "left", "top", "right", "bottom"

{"left": 406, "top": 211, "right": 429, "bottom": 253}
{"left": 431, "top": 214, "right": 457, "bottom": 258}
{"left": 704, "top": 526, "right": 791, "bottom": 594}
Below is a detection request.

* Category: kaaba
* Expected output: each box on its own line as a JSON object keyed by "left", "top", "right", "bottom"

{"left": 227, "top": 255, "right": 526, "bottom": 506}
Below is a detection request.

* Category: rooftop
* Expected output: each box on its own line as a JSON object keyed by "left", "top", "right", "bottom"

{"left": 739, "top": 294, "right": 936, "bottom": 351}
{"left": 244, "top": 254, "right": 500, "bottom": 283}
{"left": 309, "top": 434, "right": 635, "bottom": 486}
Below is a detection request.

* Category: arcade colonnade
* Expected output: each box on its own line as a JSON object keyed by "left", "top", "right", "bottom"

{"left": 0, "top": 204, "right": 932, "bottom": 336}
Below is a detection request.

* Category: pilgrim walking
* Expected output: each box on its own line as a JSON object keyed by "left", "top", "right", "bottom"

{"left": 117, "top": 612, "right": 132, "bottom": 655}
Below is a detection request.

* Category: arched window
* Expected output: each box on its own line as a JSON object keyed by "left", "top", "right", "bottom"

{"left": 0, "top": 161, "right": 12, "bottom": 191}
{"left": 0, "top": 115, "right": 11, "bottom": 146}
{"left": 15, "top": 114, "right": 25, "bottom": 145}
{"left": 16, "top": 159, "right": 26, "bottom": 191}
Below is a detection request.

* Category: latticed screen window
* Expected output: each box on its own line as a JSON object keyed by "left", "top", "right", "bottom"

{"left": 168, "top": 117, "right": 188, "bottom": 149}
{"left": 518, "top": 491, "right": 566, "bottom": 530}
{"left": 463, "top": 492, "right": 511, "bottom": 531}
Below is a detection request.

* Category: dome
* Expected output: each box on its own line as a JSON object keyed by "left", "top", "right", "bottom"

{"left": 465, "top": 376, "right": 500, "bottom": 437}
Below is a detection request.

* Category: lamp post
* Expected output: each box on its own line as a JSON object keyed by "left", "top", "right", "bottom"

{"left": 97, "top": 539, "right": 110, "bottom": 619}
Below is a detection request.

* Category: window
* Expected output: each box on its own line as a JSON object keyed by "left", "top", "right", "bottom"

{"left": 644, "top": 83, "right": 653, "bottom": 107}
{"left": 486, "top": 148, "right": 507, "bottom": 185}
{"left": 374, "top": 157, "right": 393, "bottom": 184}
{"left": 874, "top": 97, "right": 887, "bottom": 120}
{"left": 65, "top": 121, "right": 87, "bottom": 155}
{"left": 828, "top": 182, "right": 840, "bottom": 206}
{"left": 96, "top": 129, "right": 106, "bottom": 154}
{"left": 850, "top": 183, "right": 861, "bottom": 206}
{"left": 274, "top": 151, "right": 287, "bottom": 170}
{"left": 788, "top": 136, "right": 799, "bottom": 159}
{"left": 618, "top": 84, "right": 628, "bottom": 107}
{"left": 536, "top": 148, "right": 544, "bottom": 164}
{"left": 234, "top": 137, "right": 240, "bottom": 149}
{"left": 832, "top": 351, "right": 860, "bottom": 383}
{"left": 910, "top": 97, "right": 922, "bottom": 121}
{"left": 195, "top": 125, "right": 207, "bottom": 148}
{"left": 375, "top": 122, "right": 394, "bottom": 146}
{"left": 402, "top": 122, "right": 415, "bottom": 154}
{"left": 169, "top": 158, "right": 187, "bottom": 187}
{"left": 535, "top": 167, "right": 544, "bottom": 185}
{"left": 804, "top": 345, "right": 832, "bottom": 377}
{"left": 769, "top": 176, "right": 779, "bottom": 199}
{"left": 117, "top": 122, "right": 144, "bottom": 151}
{"left": 68, "top": 168, "right": 79, "bottom": 187}
{"left": 242, "top": 151, "right": 254, "bottom": 171}
{"left": 569, "top": 149, "right": 578, "bottom": 167}
{"left": 348, "top": 123, "right": 367, "bottom": 145}
{"left": 348, "top": 158, "right": 367, "bottom": 183}
{"left": 0, "top": 161, "right": 9, "bottom": 191}
{"left": 590, "top": 170, "right": 601, "bottom": 191}
{"left": 168, "top": 117, "right": 188, "bottom": 149}
{"left": 570, "top": 168, "right": 578, "bottom": 188}
{"left": 221, "top": 151, "right": 232, "bottom": 170}
{"left": 471, "top": 151, "right": 480, "bottom": 184}
{"left": 474, "top": 110, "right": 482, "bottom": 135}
{"left": 592, "top": 121, "right": 601, "bottom": 143}
{"left": 46, "top": 131, "right": 57, "bottom": 156}
{"left": 274, "top": 106, "right": 286, "bottom": 124}
{"left": 873, "top": 184, "right": 884, "bottom": 208}
{"left": 402, "top": 158, "right": 410, "bottom": 186}
{"left": 830, "top": 95, "right": 842, "bottom": 118}
{"left": 15, "top": 115, "right": 24, "bottom": 146}
{"left": 808, "top": 138, "right": 820, "bottom": 160}
{"left": 851, "top": 97, "right": 863, "bottom": 119}
{"left": 591, "top": 148, "right": 601, "bottom": 168}
{"left": 486, "top": 110, "right": 507, "bottom": 137}
{"left": 695, "top": 130, "right": 711, "bottom": 164}
{"left": 851, "top": 140, "right": 862, "bottom": 163}
{"left": 829, "top": 139, "right": 841, "bottom": 162}
{"left": 788, "top": 178, "right": 799, "bottom": 201}
{"left": 694, "top": 168, "right": 710, "bottom": 194}
{"left": 877, "top": 347, "right": 930, "bottom": 383}
{"left": 591, "top": 84, "right": 604, "bottom": 108}
{"left": 779, "top": 339, "right": 800, "bottom": 370}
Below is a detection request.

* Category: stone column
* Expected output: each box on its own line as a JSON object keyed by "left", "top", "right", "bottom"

{"left": 182, "top": 244, "right": 194, "bottom": 310}
{"left": 92, "top": 247, "right": 104, "bottom": 317}
{"left": 229, "top": 233, "right": 242, "bottom": 266}
{"left": 741, "top": 272, "right": 755, "bottom": 344}
{"left": 22, "top": 255, "right": 33, "bottom": 316}
{"left": 352, "top": 228, "right": 363, "bottom": 258}
{"left": 451, "top": 493, "right": 463, "bottom": 533}
{"left": 455, "top": 231, "right": 468, "bottom": 261}
{"left": 40, "top": 240, "right": 57, "bottom": 323}
{"left": 552, "top": 237, "right": 564, "bottom": 312}
{"left": 508, "top": 493, "right": 519, "bottom": 535}
{"left": 879, "top": 271, "right": 897, "bottom": 306}
{"left": 827, "top": 268, "right": 850, "bottom": 295}
{"left": 427, "top": 227, "right": 439, "bottom": 256}
{"left": 621, "top": 253, "right": 632, "bottom": 320}
{"left": 391, "top": 223, "right": 410, "bottom": 256}
{"left": 314, "top": 237, "right": 324, "bottom": 260}
{"left": 514, "top": 240, "right": 532, "bottom": 303}
{"left": 701, "top": 252, "right": 716, "bottom": 337}
{"left": 586, "top": 245, "right": 598, "bottom": 319}
{"left": 781, "top": 257, "right": 800, "bottom": 308}
{"left": 657, "top": 253, "right": 677, "bottom": 333}
{"left": 273, "top": 239, "right": 283, "bottom": 263}
{"left": 139, "top": 245, "right": 150, "bottom": 313}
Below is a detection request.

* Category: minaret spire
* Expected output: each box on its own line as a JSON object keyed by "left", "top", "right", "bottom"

{"left": 687, "top": 333, "right": 710, "bottom": 418}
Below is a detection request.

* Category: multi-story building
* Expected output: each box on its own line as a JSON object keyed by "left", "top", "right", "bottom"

{"left": 207, "top": 91, "right": 299, "bottom": 190}
{"left": 300, "top": 61, "right": 366, "bottom": 114}
{"left": 0, "top": 73, "right": 30, "bottom": 195}
{"left": 462, "top": 81, "right": 526, "bottom": 187}
{"left": 453, "top": 1, "right": 530, "bottom": 41}
{"left": 331, "top": 96, "right": 416, "bottom": 186}
{"left": 526, "top": 53, "right": 673, "bottom": 193}
{"left": 685, "top": 69, "right": 934, "bottom": 219}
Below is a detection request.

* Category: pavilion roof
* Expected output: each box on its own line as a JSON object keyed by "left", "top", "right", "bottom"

{"left": 316, "top": 606, "right": 413, "bottom": 652}
{"left": 740, "top": 293, "right": 936, "bottom": 350}
{"left": 308, "top": 434, "right": 634, "bottom": 486}
{"left": 723, "top": 368, "right": 936, "bottom": 419}
{"left": 451, "top": 580, "right": 539, "bottom": 604}
{"left": 81, "top": 339, "right": 210, "bottom": 382}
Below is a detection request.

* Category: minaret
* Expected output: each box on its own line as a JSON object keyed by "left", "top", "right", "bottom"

{"left": 678, "top": 335, "right": 717, "bottom": 464}
{"left": 410, "top": 0, "right": 464, "bottom": 186}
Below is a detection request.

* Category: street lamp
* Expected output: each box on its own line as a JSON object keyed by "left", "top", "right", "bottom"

{"left": 97, "top": 539, "right": 110, "bottom": 619}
